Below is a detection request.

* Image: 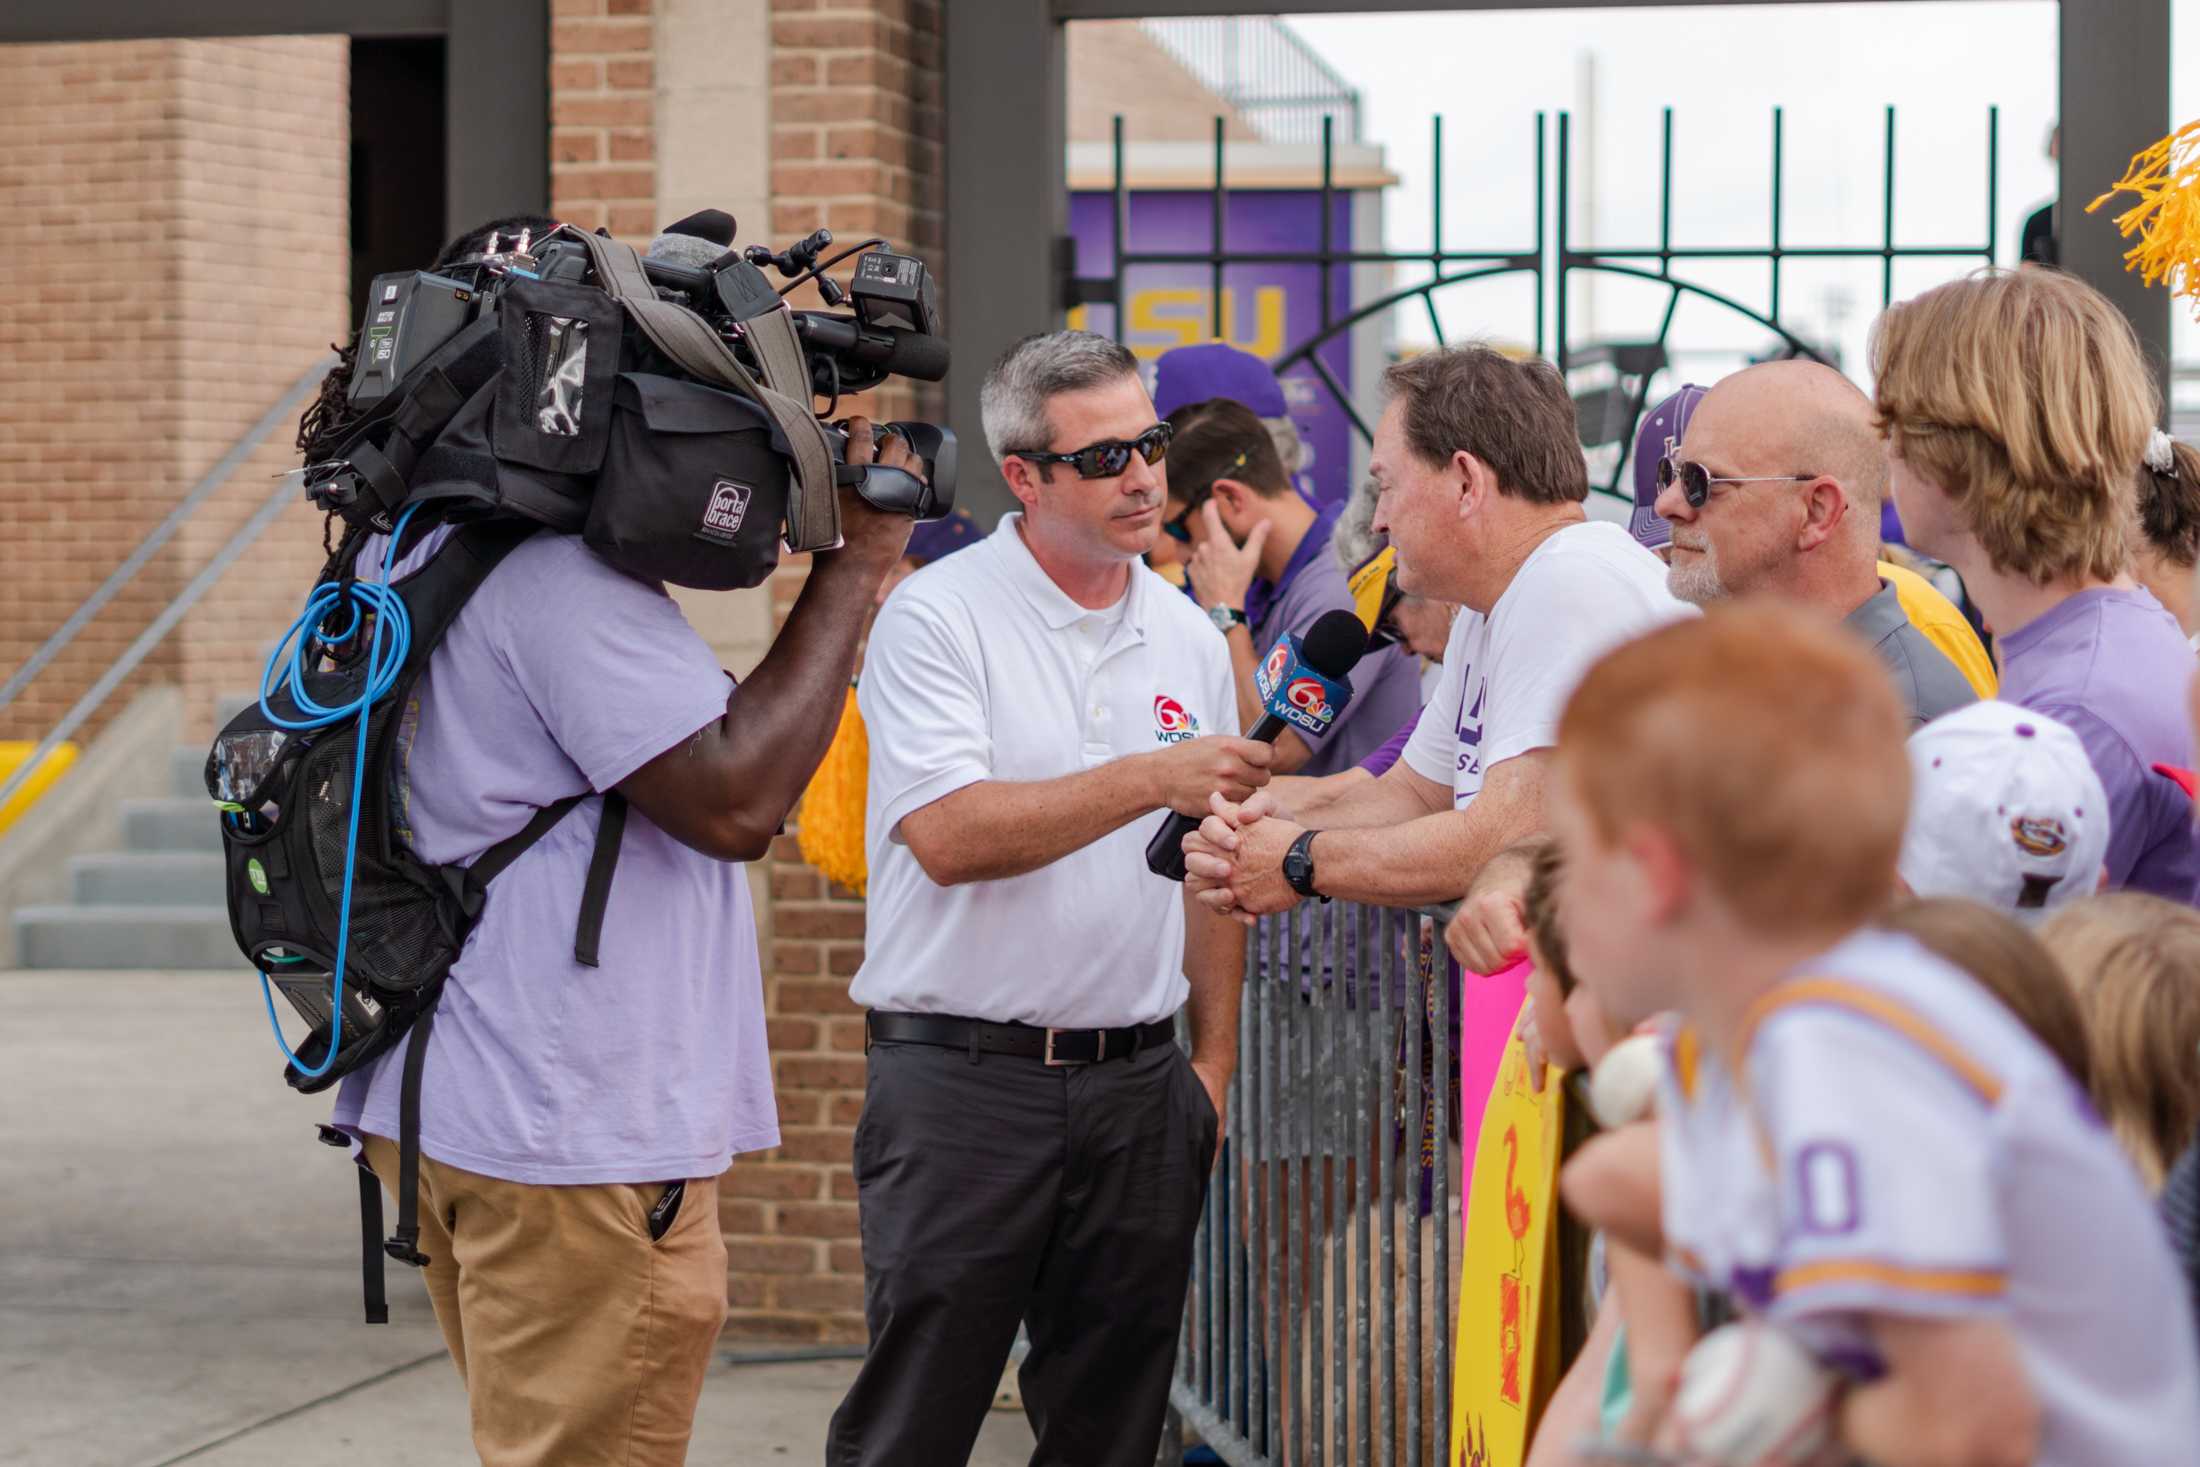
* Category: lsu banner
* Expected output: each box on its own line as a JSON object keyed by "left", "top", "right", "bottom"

{"left": 1451, "top": 1002, "right": 1566, "bottom": 1467}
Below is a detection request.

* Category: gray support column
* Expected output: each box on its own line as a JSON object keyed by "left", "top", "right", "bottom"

{"left": 2060, "top": 0, "right": 2172, "bottom": 409}
{"left": 944, "top": 1, "right": 1068, "bottom": 526}
{"left": 446, "top": 0, "right": 550, "bottom": 237}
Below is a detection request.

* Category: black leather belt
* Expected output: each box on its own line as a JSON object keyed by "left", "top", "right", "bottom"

{"left": 865, "top": 1011, "right": 1176, "bottom": 1066}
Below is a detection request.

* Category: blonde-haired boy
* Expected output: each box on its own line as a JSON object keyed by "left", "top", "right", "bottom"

{"left": 1872, "top": 267, "right": 2200, "bottom": 900}
{"left": 1554, "top": 604, "right": 2200, "bottom": 1467}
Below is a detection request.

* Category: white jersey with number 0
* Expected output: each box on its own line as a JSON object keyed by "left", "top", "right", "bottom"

{"left": 1657, "top": 928, "right": 2200, "bottom": 1466}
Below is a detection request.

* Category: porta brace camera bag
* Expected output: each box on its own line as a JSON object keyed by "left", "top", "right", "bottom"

{"left": 324, "top": 250, "right": 818, "bottom": 591}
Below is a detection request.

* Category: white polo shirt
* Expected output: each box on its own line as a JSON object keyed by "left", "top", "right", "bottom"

{"left": 852, "top": 513, "right": 1239, "bottom": 1027}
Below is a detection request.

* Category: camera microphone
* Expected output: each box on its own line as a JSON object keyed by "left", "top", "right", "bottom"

{"left": 646, "top": 209, "right": 738, "bottom": 273}
{"left": 1144, "top": 608, "right": 1371, "bottom": 883}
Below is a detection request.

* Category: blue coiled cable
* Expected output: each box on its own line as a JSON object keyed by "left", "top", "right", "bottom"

{"left": 251, "top": 503, "right": 421, "bottom": 1079}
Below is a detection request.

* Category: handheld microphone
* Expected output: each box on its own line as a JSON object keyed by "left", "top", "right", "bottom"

{"left": 1145, "top": 608, "right": 1370, "bottom": 882}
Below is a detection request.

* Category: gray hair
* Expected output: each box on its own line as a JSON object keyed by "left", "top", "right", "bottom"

{"left": 980, "top": 330, "right": 1141, "bottom": 468}
{"left": 1264, "top": 415, "right": 1307, "bottom": 476}
{"left": 1332, "top": 474, "right": 1386, "bottom": 573}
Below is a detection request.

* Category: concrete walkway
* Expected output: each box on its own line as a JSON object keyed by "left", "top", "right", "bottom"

{"left": 0, "top": 971, "right": 1035, "bottom": 1466}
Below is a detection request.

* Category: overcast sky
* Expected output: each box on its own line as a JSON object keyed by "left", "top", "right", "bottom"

{"left": 1284, "top": 2, "right": 2200, "bottom": 393}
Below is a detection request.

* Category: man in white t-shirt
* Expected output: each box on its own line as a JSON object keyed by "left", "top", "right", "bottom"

{"left": 828, "top": 332, "right": 1267, "bottom": 1467}
{"left": 1182, "top": 344, "right": 1689, "bottom": 917}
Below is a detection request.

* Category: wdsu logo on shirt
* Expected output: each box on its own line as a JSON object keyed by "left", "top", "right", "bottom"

{"left": 1153, "top": 696, "right": 1202, "bottom": 744}
{"left": 1254, "top": 634, "right": 1352, "bottom": 738}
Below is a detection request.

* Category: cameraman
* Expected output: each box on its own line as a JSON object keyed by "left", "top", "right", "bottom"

{"left": 330, "top": 215, "right": 926, "bottom": 1467}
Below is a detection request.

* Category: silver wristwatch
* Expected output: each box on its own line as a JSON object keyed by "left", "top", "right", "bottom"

{"left": 1207, "top": 604, "right": 1247, "bottom": 634}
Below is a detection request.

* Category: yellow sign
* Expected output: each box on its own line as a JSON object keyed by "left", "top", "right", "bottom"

{"left": 0, "top": 741, "right": 78, "bottom": 837}
{"left": 1067, "top": 285, "right": 1290, "bottom": 361}
{"left": 1452, "top": 1006, "right": 1565, "bottom": 1467}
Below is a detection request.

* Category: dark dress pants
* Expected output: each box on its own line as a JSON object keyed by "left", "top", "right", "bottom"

{"left": 825, "top": 1033, "right": 1219, "bottom": 1467}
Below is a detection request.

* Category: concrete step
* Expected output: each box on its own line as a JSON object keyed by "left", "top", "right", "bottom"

{"left": 120, "top": 798, "right": 222, "bottom": 854}
{"left": 69, "top": 851, "right": 226, "bottom": 906}
{"left": 12, "top": 904, "right": 238, "bottom": 970}
{"left": 170, "top": 744, "right": 211, "bottom": 800}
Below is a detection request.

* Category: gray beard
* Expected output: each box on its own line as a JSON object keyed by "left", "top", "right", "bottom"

{"left": 1666, "top": 549, "right": 1727, "bottom": 605}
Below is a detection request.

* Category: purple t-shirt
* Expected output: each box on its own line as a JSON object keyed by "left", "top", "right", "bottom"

{"left": 1358, "top": 709, "right": 1420, "bottom": 777}
{"left": 1996, "top": 587, "right": 2200, "bottom": 903}
{"left": 331, "top": 529, "right": 780, "bottom": 1184}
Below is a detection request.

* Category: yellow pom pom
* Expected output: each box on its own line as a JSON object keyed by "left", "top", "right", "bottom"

{"left": 796, "top": 686, "right": 869, "bottom": 896}
{"left": 2089, "top": 119, "right": 2200, "bottom": 316}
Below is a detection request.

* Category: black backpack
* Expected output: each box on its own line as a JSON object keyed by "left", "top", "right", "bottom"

{"left": 209, "top": 517, "right": 632, "bottom": 1322}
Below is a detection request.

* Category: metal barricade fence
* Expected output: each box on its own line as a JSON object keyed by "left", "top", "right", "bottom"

{"left": 1168, "top": 900, "right": 1463, "bottom": 1467}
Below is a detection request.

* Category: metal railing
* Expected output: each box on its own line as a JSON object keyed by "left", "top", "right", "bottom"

{"left": 1170, "top": 901, "right": 1461, "bottom": 1467}
{"left": 1139, "top": 17, "right": 1362, "bottom": 145}
{"left": 0, "top": 353, "right": 335, "bottom": 818}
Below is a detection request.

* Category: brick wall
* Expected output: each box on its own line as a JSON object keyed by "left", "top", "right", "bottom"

{"left": 767, "top": 0, "right": 943, "bottom": 426}
{"left": 714, "top": 0, "right": 946, "bottom": 1347}
{"left": 551, "top": 0, "right": 658, "bottom": 239}
{"left": 0, "top": 41, "right": 186, "bottom": 744}
{"left": 169, "top": 38, "right": 352, "bottom": 742}
{"left": 724, "top": 834, "right": 871, "bottom": 1342}
{"left": 0, "top": 37, "right": 346, "bottom": 745}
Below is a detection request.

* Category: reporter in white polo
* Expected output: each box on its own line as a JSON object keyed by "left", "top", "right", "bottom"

{"left": 826, "top": 331, "right": 1268, "bottom": 1467}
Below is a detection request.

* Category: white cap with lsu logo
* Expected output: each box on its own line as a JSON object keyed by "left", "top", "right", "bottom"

{"left": 1899, "top": 700, "right": 2111, "bottom": 922}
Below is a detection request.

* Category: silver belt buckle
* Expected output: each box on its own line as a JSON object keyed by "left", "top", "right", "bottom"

{"left": 1043, "top": 1028, "right": 1102, "bottom": 1066}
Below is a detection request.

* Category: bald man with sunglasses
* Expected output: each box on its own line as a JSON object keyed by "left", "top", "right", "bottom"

{"left": 1654, "top": 359, "right": 1975, "bottom": 726}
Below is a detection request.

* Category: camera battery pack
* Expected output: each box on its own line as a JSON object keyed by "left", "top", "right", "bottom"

{"left": 348, "top": 271, "right": 480, "bottom": 411}
{"left": 851, "top": 251, "right": 937, "bottom": 336}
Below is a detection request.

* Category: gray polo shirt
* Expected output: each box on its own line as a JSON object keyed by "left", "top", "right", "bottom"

{"left": 1847, "top": 579, "right": 1976, "bottom": 728}
{"left": 1254, "top": 535, "right": 1425, "bottom": 778}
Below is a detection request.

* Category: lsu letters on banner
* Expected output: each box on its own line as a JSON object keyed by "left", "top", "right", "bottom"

{"left": 1450, "top": 1005, "right": 1565, "bottom": 1467}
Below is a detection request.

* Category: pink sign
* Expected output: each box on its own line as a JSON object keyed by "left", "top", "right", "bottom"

{"left": 1458, "top": 955, "right": 1533, "bottom": 1212}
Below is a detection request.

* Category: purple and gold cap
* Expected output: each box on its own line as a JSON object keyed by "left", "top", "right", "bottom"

{"left": 1152, "top": 343, "right": 1289, "bottom": 420}
{"left": 1628, "top": 384, "right": 1709, "bottom": 550}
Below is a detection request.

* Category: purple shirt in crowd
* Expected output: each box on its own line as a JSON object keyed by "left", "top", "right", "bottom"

{"left": 1358, "top": 711, "right": 1418, "bottom": 778}
{"left": 332, "top": 529, "right": 780, "bottom": 1184}
{"left": 1996, "top": 586, "right": 2200, "bottom": 903}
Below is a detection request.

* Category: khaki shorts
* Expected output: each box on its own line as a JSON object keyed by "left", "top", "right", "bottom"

{"left": 359, "top": 1134, "right": 728, "bottom": 1467}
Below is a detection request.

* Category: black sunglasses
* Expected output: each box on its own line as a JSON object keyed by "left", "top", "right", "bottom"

{"left": 1159, "top": 448, "right": 1251, "bottom": 544}
{"left": 1013, "top": 422, "right": 1173, "bottom": 481}
{"left": 1655, "top": 455, "right": 1814, "bottom": 509}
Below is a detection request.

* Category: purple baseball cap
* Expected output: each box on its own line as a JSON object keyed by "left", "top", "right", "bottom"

{"left": 1152, "top": 343, "right": 1289, "bottom": 419}
{"left": 905, "top": 509, "right": 980, "bottom": 565}
{"left": 1628, "top": 383, "right": 1710, "bottom": 550}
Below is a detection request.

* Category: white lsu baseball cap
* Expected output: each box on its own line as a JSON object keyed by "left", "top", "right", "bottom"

{"left": 1900, "top": 700, "right": 2110, "bottom": 922}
